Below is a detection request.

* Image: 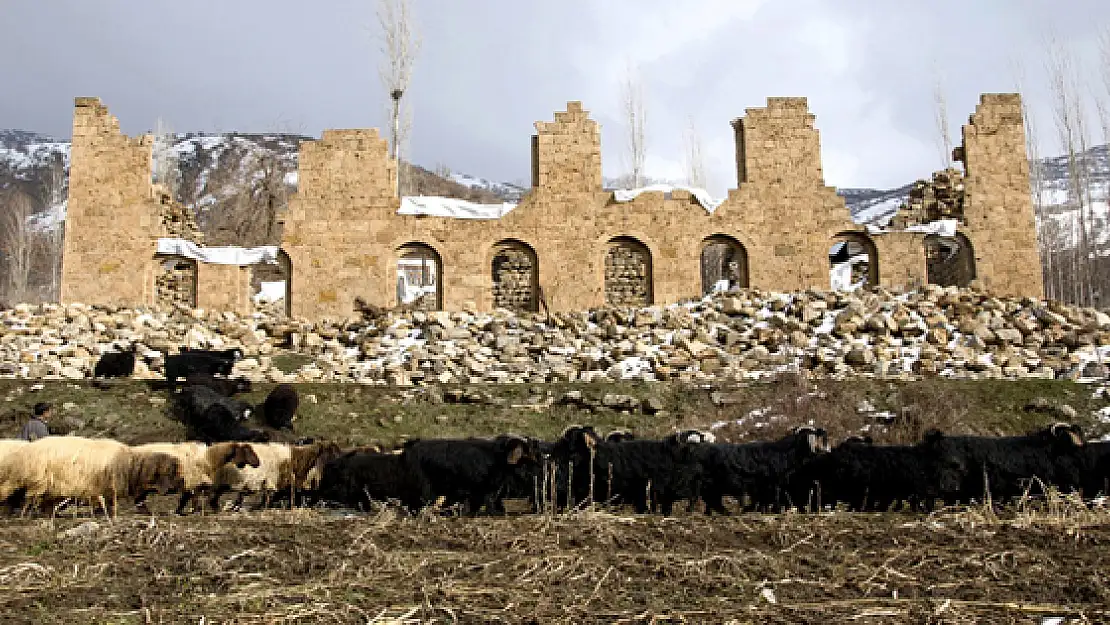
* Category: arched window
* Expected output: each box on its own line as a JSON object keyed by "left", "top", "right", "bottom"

{"left": 491, "top": 239, "right": 539, "bottom": 312}
{"left": 605, "top": 236, "right": 653, "bottom": 306}
{"left": 924, "top": 232, "right": 976, "bottom": 288}
{"left": 828, "top": 232, "right": 878, "bottom": 291}
{"left": 700, "top": 234, "right": 749, "bottom": 296}
{"left": 397, "top": 242, "right": 443, "bottom": 310}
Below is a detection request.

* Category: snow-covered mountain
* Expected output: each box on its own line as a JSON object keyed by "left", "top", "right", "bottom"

{"left": 2, "top": 128, "right": 1108, "bottom": 240}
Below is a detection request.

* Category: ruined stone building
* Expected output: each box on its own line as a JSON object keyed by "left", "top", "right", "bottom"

{"left": 59, "top": 93, "right": 1044, "bottom": 320}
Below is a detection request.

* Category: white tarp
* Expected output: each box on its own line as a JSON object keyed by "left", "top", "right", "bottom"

{"left": 254, "top": 281, "right": 287, "bottom": 303}
{"left": 398, "top": 196, "right": 518, "bottom": 219}
{"left": 866, "top": 219, "right": 959, "bottom": 237}
{"left": 156, "top": 238, "right": 280, "bottom": 265}
{"left": 612, "top": 184, "right": 725, "bottom": 213}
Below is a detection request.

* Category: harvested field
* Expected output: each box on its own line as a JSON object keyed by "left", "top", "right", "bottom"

{"left": 0, "top": 503, "right": 1107, "bottom": 623}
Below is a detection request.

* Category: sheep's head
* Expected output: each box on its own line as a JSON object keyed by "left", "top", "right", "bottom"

{"left": 132, "top": 452, "right": 184, "bottom": 496}
{"left": 793, "top": 425, "right": 831, "bottom": 454}
{"left": 1049, "top": 422, "right": 1085, "bottom": 448}
{"left": 218, "top": 442, "right": 260, "bottom": 468}
{"left": 498, "top": 435, "right": 540, "bottom": 466}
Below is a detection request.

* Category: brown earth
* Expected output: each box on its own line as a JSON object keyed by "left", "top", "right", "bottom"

{"left": 0, "top": 503, "right": 1107, "bottom": 624}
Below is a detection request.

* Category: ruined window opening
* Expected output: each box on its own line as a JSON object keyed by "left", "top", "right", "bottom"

{"left": 491, "top": 239, "right": 539, "bottom": 312}
{"left": 604, "top": 236, "right": 653, "bottom": 307}
{"left": 924, "top": 233, "right": 976, "bottom": 288}
{"left": 251, "top": 249, "right": 292, "bottom": 317}
{"left": 397, "top": 242, "right": 442, "bottom": 311}
{"left": 154, "top": 254, "right": 198, "bottom": 308}
{"left": 701, "top": 234, "right": 749, "bottom": 296}
{"left": 828, "top": 232, "right": 878, "bottom": 292}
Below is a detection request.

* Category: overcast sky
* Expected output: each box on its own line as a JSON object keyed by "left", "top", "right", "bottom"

{"left": 2, "top": 0, "right": 1109, "bottom": 194}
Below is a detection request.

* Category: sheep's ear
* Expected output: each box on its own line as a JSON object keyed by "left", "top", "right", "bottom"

{"left": 506, "top": 442, "right": 524, "bottom": 465}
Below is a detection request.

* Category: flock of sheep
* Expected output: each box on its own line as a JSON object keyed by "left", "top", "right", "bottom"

{"left": 1, "top": 345, "right": 1108, "bottom": 518}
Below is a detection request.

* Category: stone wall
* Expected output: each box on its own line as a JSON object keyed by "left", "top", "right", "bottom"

{"left": 60, "top": 98, "right": 160, "bottom": 307}
{"left": 62, "top": 94, "right": 1044, "bottom": 320}
{"left": 956, "top": 93, "right": 1045, "bottom": 297}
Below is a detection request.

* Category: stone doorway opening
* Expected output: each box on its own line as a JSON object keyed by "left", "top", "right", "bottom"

{"left": 491, "top": 239, "right": 539, "bottom": 312}
{"left": 605, "top": 236, "right": 653, "bottom": 307}
{"left": 154, "top": 254, "right": 198, "bottom": 308}
{"left": 829, "top": 232, "right": 878, "bottom": 291}
{"left": 925, "top": 233, "right": 976, "bottom": 288}
{"left": 700, "top": 234, "right": 749, "bottom": 296}
{"left": 397, "top": 242, "right": 442, "bottom": 310}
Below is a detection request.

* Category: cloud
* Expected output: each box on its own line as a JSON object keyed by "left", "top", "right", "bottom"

{"left": 2, "top": 0, "right": 1109, "bottom": 195}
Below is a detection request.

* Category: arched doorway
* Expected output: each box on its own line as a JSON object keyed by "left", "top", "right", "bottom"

{"left": 700, "top": 234, "right": 749, "bottom": 296}
{"left": 251, "top": 249, "right": 292, "bottom": 317}
{"left": 154, "top": 254, "right": 198, "bottom": 308}
{"left": 491, "top": 239, "right": 539, "bottom": 312}
{"left": 828, "top": 232, "right": 878, "bottom": 291}
{"left": 605, "top": 236, "right": 653, "bottom": 306}
{"left": 924, "top": 233, "right": 976, "bottom": 288}
{"left": 397, "top": 242, "right": 442, "bottom": 310}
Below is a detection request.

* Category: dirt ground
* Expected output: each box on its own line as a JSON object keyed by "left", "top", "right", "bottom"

{"left": 0, "top": 501, "right": 1107, "bottom": 624}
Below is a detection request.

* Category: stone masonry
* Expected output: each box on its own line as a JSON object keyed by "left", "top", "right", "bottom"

{"left": 61, "top": 94, "right": 1045, "bottom": 320}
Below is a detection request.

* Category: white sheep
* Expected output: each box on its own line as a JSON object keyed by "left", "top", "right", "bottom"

{"left": 133, "top": 441, "right": 261, "bottom": 514}
{"left": 0, "top": 435, "right": 182, "bottom": 518}
{"left": 211, "top": 442, "right": 341, "bottom": 511}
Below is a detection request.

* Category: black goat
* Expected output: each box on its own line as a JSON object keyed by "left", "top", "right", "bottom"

{"left": 261, "top": 384, "right": 298, "bottom": 430}
{"left": 93, "top": 344, "right": 139, "bottom": 379}
{"left": 928, "top": 422, "right": 1088, "bottom": 505}
{"left": 164, "top": 352, "right": 235, "bottom": 388}
{"left": 313, "top": 449, "right": 426, "bottom": 513}
{"left": 182, "top": 373, "right": 252, "bottom": 397}
{"left": 180, "top": 347, "right": 244, "bottom": 362}
{"left": 401, "top": 435, "right": 541, "bottom": 516}
{"left": 690, "top": 426, "right": 830, "bottom": 515}
{"left": 788, "top": 432, "right": 968, "bottom": 512}
{"left": 563, "top": 427, "right": 705, "bottom": 515}
{"left": 174, "top": 385, "right": 266, "bottom": 443}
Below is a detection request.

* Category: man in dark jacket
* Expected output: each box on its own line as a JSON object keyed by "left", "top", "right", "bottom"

{"left": 19, "top": 402, "right": 51, "bottom": 441}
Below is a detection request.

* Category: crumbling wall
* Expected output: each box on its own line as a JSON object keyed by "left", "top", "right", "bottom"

{"left": 155, "top": 183, "right": 204, "bottom": 242}
{"left": 890, "top": 168, "right": 966, "bottom": 229}
{"left": 60, "top": 97, "right": 160, "bottom": 307}
{"left": 954, "top": 93, "right": 1044, "bottom": 297}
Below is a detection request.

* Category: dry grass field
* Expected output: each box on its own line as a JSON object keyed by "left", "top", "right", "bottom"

{"left": 0, "top": 500, "right": 1108, "bottom": 623}
{"left": 0, "top": 375, "right": 1108, "bottom": 622}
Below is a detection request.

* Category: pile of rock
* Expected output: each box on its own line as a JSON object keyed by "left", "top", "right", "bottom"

{"left": 2, "top": 285, "right": 1109, "bottom": 385}
{"left": 890, "top": 167, "right": 966, "bottom": 229}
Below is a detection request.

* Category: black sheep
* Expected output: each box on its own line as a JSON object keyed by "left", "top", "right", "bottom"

{"left": 401, "top": 435, "right": 542, "bottom": 516}
{"left": 164, "top": 352, "right": 235, "bottom": 388}
{"left": 180, "top": 347, "right": 244, "bottom": 362}
{"left": 929, "top": 422, "right": 1088, "bottom": 505}
{"left": 788, "top": 433, "right": 968, "bottom": 512}
{"left": 690, "top": 426, "right": 830, "bottom": 515}
{"left": 312, "top": 449, "right": 427, "bottom": 513}
{"left": 93, "top": 344, "right": 139, "bottom": 379}
{"left": 182, "top": 373, "right": 252, "bottom": 397}
{"left": 562, "top": 427, "right": 705, "bottom": 515}
{"left": 1079, "top": 441, "right": 1110, "bottom": 497}
{"left": 260, "top": 384, "right": 299, "bottom": 430}
{"left": 174, "top": 385, "right": 266, "bottom": 443}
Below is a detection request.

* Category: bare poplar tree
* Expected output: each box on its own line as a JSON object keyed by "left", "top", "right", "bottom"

{"left": 38, "top": 152, "right": 67, "bottom": 301}
{"left": 376, "top": 0, "right": 420, "bottom": 197}
{"left": 932, "top": 61, "right": 953, "bottom": 170}
{"left": 621, "top": 60, "right": 647, "bottom": 188}
{"left": 682, "top": 117, "right": 707, "bottom": 190}
{"left": 152, "top": 117, "right": 181, "bottom": 200}
{"left": 1046, "top": 36, "right": 1095, "bottom": 306}
{"left": 0, "top": 188, "right": 41, "bottom": 304}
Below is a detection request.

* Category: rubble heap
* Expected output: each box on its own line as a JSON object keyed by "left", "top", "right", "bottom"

{"left": 2, "top": 287, "right": 1110, "bottom": 385}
